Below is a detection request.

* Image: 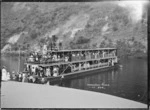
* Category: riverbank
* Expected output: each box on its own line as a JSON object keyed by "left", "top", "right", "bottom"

{"left": 1, "top": 81, "right": 147, "bottom": 108}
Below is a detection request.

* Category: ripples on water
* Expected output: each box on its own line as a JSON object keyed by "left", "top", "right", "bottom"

{"left": 1, "top": 55, "right": 147, "bottom": 104}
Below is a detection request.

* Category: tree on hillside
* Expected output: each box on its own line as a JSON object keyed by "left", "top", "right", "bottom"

{"left": 76, "top": 36, "right": 90, "bottom": 44}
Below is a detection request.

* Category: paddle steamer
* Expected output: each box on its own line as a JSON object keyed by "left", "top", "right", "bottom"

{"left": 22, "top": 44, "right": 119, "bottom": 84}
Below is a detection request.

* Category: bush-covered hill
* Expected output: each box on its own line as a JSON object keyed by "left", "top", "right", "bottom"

{"left": 1, "top": 2, "right": 148, "bottom": 57}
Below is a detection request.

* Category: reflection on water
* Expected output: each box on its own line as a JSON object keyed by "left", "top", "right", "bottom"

{"left": 55, "top": 58, "right": 147, "bottom": 104}
{"left": 1, "top": 55, "right": 147, "bottom": 104}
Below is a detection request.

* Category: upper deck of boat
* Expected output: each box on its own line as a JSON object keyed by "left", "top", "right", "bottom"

{"left": 25, "top": 56, "right": 117, "bottom": 66}
{"left": 1, "top": 81, "right": 147, "bottom": 108}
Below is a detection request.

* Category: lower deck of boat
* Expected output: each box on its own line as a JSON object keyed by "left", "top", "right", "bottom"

{"left": 47, "top": 63, "right": 119, "bottom": 82}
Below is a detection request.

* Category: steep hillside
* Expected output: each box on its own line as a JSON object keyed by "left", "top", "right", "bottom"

{"left": 1, "top": 2, "right": 148, "bottom": 57}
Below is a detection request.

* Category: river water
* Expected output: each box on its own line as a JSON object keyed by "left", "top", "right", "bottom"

{"left": 1, "top": 55, "right": 147, "bottom": 104}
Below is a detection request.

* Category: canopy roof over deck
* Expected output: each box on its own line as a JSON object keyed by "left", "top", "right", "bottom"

{"left": 47, "top": 48, "right": 117, "bottom": 53}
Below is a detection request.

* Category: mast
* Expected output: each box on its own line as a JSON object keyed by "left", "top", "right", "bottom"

{"left": 18, "top": 47, "right": 21, "bottom": 73}
{"left": 9, "top": 46, "right": 11, "bottom": 71}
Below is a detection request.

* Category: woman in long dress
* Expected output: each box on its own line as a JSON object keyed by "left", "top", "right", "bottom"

{"left": 2, "top": 66, "right": 9, "bottom": 81}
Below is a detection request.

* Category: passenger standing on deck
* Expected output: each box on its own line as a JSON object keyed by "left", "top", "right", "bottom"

{"left": 57, "top": 55, "right": 60, "bottom": 61}
{"left": 114, "top": 57, "right": 118, "bottom": 63}
{"left": 7, "top": 72, "right": 10, "bottom": 80}
{"left": 112, "top": 50, "right": 116, "bottom": 56}
{"left": 35, "top": 55, "right": 39, "bottom": 62}
{"left": 108, "top": 59, "right": 111, "bottom": 66}
{"left": 39, "top": 68, "right": 43, "bottom": 77}
{"left": 65, "top": 56, "right": 69, "bottom": 62}
{"left": 98, "top": 61, "right": 101, "bottom": 67}
{"left": 31, "top": 65, "right": 38, "bottom": 74}
{"left": 111, "top": 59, "right": 114, "bottom": 66}
{"left": 28, "top": 65, "right": 32, "bottom": 75}
{"left": 84, "top": 63, "right": 87, "bottom": 70}
{"left": 77, "top": 53, "right": 80, "bottom": 61}
{"left": 87, "top": 62, "right": 90, "bottom": 69}
{"left": 46, "top": 67, "right": 51, "bottom": 77}
{"left": 53, "top": 54, "right": 57, "bottom": 61}
{"left": 102, "top": 51, "right": 105, "bottom": 58}
{"left": 28, "top": 75, "right": 35, "bottom": 83}
{"left": 42, "top": 44, "right": 48, "bottom": 55}
{"left": 79, "top": 63, "right": 82, "bottom": 70}
{"left": 22, "top": 73, "right": 28, "bottom": 82}
{"left": 29, "top": 55, "right": 34, "bottom": 62}
{"left": 18, "top": 72, "right": 22, "bottom": 82}
{"left": 87, "top": 52, "right": 90, "bottom": 59}
{"left": 53, "top": 66, "right": 59, "bottom": 77}
{"left": 92, "top": 52, "right": 95, "bottom": 59}
{"left": 72, "top": 53, "right": 75, "bottom": 61}
{"left": 11, "top": 71, "right": 15, "bottom": 80}
{"left": 13, "top": 71, "right": 18, "bottom": 80}
{"left": 35, "top": 67, "right": 40, "bottom": 76}
{"left": 81, "top": 53, "right": 84, "bottom": 60}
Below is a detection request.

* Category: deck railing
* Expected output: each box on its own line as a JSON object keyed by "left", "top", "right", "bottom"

{"left": 71, "top": 62, "right": 109, "bottom": 72}
{"left": 26, "top": 53, "right": 116, "bottom": 64}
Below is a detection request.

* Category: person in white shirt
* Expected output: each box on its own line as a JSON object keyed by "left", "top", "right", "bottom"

{"left": 18, "top": 72, "right": 22, "bottom": 82}
{"left": 46, "top": 67, "right": 51, "bottom": 77}
{"left": 65, "top": 56, "right": 69, "bottom": 62}
{"left": 42, "top": 44, "right": 47, "bottom": 55}
{"left": 53, "top": 67, "right": 59, "bottom": 77}
{"left": 114, "top": 57, "right": 118, "bottom": 63}
{"left": 22, "top": 73, "right": 28, "bottom": 82}
{"left": 87, "top": 62, "right": 90, "bottom": 69}
{"left": 111, "top": 59, "right": 114, "bottom": 66}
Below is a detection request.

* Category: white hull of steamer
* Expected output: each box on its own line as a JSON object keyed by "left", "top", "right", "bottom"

{"left": 46, "top": 63, "right": 119, "bottom": 82}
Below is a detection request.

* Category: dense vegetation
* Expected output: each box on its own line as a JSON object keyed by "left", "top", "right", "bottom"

{"left": 1, "top": 2, "right": 147, "bottom": 57}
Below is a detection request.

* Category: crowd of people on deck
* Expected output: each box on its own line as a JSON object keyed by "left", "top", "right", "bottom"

{"left": 71, "top": 50, "right": 115, "bottom": 61}
{"left": 27, "top": 49, "right": 116, "bottom": 64}
{"left": 27, "top": 52, "right": 70, "bottom": 63}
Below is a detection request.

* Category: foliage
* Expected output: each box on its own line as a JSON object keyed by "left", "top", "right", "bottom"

{"left": 76, "top": 36, "right": 90, "bottom": 44}
{"left": 1, "top": 2, "right": 147, "bottom": 58}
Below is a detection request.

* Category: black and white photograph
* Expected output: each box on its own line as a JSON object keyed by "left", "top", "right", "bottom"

{"left": 1, "top": 1, "right": 149, "bottom": 109}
